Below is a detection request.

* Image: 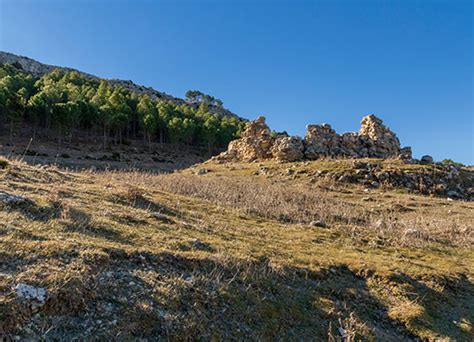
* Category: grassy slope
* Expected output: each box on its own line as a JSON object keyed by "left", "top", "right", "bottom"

{"left": 0, "top": 158, "right": 473, "bottom": 340}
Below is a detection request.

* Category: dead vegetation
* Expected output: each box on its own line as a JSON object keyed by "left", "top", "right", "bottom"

{"left": 0, "top": 158, "right": 473, "bottom": 340}
{"left": 119, "top": 161, "right": 473, "bottom": 249}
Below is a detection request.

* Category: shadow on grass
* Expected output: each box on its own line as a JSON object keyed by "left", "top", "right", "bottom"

{"left": 131, "top": 195, "right": 177, "bottom": 218}
{"left": 113, "top": 189, "right": 177, "bottom": 217}
{"left": 98, "top": 251, "right": 457, "bottom": 340}
{"left": 2, "top": 249, "right": 472, "bottom": 341}
{"left": 386, "top": 272, "right": 474, "bottom": 341}
{"left": 1, "top": 198, "right": 63, "bottom": 222}
{"left": 61, "top": 207, "right": 131, "bottom": 244}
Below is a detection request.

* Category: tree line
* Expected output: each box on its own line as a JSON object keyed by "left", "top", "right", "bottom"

{"left": 0, "top": 63, "right": 244, "bottom": 152}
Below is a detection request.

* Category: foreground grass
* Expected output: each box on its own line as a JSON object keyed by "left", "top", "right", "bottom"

{"left": 0, "top": 159, "right": 473, "bottom": 340}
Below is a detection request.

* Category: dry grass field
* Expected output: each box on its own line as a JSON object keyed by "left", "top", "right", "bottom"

{"left": 0, "top": 157, "right": 473, "bottom": 340}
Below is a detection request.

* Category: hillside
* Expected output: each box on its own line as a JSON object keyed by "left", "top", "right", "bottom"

{"left": 0, "top": 51, "right": 240, "bottom": 119}
{"left": 0, "top": 52, "right": 473, "bottom": 341}
{"left": 0, "top": 53, "right": 245, "bottom": 166}
{"left": 0, "top": 157, "right": 473, "bottom": 340}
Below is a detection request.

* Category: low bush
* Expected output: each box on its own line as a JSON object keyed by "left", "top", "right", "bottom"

{"left": 0, "top": 158, "right": 9, "bottom": 169}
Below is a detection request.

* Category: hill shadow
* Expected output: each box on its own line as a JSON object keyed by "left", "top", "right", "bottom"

{"left": 93, "top": 251, "right": 438, "bottom": 340}
{"left": 2, "top": 248, "right": 472, "bottom": 340}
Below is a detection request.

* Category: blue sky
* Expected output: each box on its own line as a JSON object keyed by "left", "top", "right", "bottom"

{"left": 1, "top": 0, "right": 472, "bottom": 163}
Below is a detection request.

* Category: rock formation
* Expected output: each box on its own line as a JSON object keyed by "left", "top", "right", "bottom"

{"left": 271, "top": 136, "right": 305, "bottom": 162}
{"left": 358, "top": 115, "right": 401, "bottom": 158}
{"left": 303, "top": 124, "right": 342, "bottom": 159}
{"left": 214, "top": 114, "right": 412, "bottom": 163}
{"left": 216, "top": 116, "right": 274, "bottom": 162}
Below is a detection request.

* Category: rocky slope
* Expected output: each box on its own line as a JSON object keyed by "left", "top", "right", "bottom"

{"left": 0, "top": 51, "right": 240, "bottom": 119}
{"left": 211, "top": 115, "right": 474, "bottom": 200}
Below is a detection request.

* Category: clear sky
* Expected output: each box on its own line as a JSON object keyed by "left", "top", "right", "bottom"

{"left": 1, "top": 0, "right": 472, "bottom": 163}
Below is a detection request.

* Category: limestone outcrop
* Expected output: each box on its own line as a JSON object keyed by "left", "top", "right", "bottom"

{"left": 302, "top": 115, "right": 405, "bottom": 160}
{"left": 358, "top": 115, "right": 401, "bottom": 158}
{"left": 304, "top": 124, "right": 342, "bottom": 159}
{"left": 271, "top": 136, "right": 304, "bottom": 162}
{"left": 214, "top": 114, "right": 412, "bottom": 163}
{"left": 216, "top": 116, "right": 274, "bottom": 162}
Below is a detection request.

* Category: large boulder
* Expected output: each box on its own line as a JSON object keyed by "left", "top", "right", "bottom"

{"left": 271, "top": 136, "right": 304, "bottom": 162}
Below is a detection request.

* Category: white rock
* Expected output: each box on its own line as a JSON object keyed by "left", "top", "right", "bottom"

{"left": 14, "top": 283, "right": 47, "bottom": 303}
{"left": 338, "top": 327, "right": 347, "bottom": 337}
{"left": 195, "top": 168, "right": 209, "bottom": 175}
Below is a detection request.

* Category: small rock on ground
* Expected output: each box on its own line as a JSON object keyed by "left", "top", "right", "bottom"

{"left": 310, "top": 220, "right": 327, "bottom": 228}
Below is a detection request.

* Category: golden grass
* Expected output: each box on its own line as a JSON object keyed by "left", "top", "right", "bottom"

{"left": 0, "top": 158, "right": 473, "bottom": 340}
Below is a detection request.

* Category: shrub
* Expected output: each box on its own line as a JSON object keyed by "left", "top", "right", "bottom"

{"left": 440, "top": 159, "right": 465, "bottom": 168}
{"left": 0, "top": 159, "right": 9, "bottom": 169}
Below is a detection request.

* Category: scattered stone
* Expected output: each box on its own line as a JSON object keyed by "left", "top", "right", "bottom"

{"left": 371, "top": 181, "right": 380, "bottom": 188}
{"left": 257, "top": 166, "right": 271, "bottom": 175}
{"left": 310, "top": 220, "right": 327, "bottom": 228}
{"left": 14, "top": 283, "right": 47, "bottom": 304}
{"left": 195, "top": 168, "right": 209, "bottom": 175}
